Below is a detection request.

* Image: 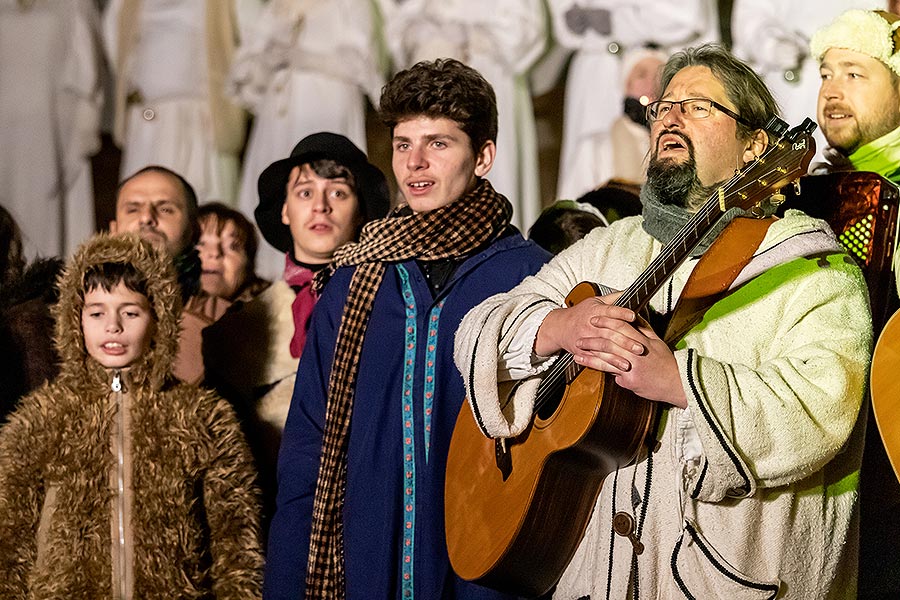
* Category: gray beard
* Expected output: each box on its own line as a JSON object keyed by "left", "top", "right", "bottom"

{"left": 640, "top": 165, "right": 743, "bottom": 255}
{"left": 644, "top": 156, "right": 713, "bottom": 211}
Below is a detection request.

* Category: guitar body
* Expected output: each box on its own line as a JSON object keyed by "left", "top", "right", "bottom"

{"left": 444, "top": 283, "right": 659, "bottom": 597}
{"left": 871, "top": 309, "right": 900, "bottom": 482}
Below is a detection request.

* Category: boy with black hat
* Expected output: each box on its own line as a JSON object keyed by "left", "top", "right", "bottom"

{"left": 201, "top": 132, "right": 389, "bottom": 533}
{"left": 264, "top": 58, "right": 550, "bottom": 599}
{"left": 253, "top": 131, "right": 390, "bottom": 362}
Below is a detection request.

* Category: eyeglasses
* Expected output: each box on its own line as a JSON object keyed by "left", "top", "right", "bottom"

{"left": 645, "top": 98, "right": 751, "bottom": 128}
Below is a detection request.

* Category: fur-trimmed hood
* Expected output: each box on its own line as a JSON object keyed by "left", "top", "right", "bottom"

{"left": 0, "top": 233, "right": 264, "bottom": 599}
{"left": 54, "top": 233, "right": 181, "bottom": 391}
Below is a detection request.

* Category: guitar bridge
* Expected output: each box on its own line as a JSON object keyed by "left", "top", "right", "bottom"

{"left": 495, "top": 438, "right": 512, "bottom": 481}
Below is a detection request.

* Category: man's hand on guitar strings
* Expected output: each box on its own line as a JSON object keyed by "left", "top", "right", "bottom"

{"left": 537, "top": 295, "right": 688, "bottom": 408}
{"left": 535, "top": 294, "right": 638, "bottom": 358}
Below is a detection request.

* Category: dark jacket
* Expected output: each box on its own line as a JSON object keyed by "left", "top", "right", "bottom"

{"left": 0, "top": 257, "right": 63, "bottom": 422}
{"left": 264, "top": 229, "right": 549, "bottom": 599}
{"left": 0, "top": 234, "right": 263, "bottom": 599}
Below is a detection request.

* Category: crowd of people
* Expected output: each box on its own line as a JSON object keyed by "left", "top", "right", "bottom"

{"left": 3, "top": 3, "right": 900, "bottom": 599}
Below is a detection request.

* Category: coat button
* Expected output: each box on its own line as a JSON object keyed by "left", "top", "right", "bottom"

{"left": 142, "top": 108, "right": 155, "bottom": 121}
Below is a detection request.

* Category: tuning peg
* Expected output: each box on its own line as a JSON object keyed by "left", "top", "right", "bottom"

{"left": 765, "top": 116, "right": 789, "bottom": 139}
{"left": 787, "top": 118, "right": 818, "bottom": 140}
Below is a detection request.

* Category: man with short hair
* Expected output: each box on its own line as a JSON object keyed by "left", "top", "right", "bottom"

{"left": 456, "top": 44, "right": 872, "bottom": 599}
{"left": 109, "top": 165, "right": 202, "bottom": 382}
{"left": 811, "top": 9, "right": 900, "bottom": 183}
{"left": 110, "top": 165, "right": 199, "bottom": 258}
{"left": 264, "top": 58, "right": 550, "bottom": 599}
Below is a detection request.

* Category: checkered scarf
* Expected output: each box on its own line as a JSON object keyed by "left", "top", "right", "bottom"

{"left": 305, "top": 178, "right": 512, "bottom": 597}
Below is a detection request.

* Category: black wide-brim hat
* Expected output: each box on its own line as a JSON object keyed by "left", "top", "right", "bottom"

{"left": 255, "top": 132, "right": 391, "bottom": 253}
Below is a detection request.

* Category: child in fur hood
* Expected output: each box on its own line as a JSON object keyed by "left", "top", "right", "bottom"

{"left": 0, "top": 233, "right": 263, "bottom": 598}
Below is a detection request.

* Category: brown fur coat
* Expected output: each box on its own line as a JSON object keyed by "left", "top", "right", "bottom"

{"left": 0, "top": 234, "right": 263, "bottom": 598}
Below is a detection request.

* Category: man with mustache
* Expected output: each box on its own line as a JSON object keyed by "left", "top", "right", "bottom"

{"left": 811, "top": 9, "right": 900, "bottom": 185}
{"left": 810, "top": 11, "right": 900, "bottom": 598}
{"left": 810, "top": 9, "right": 900, "bottom": 304}
{"left": 110, "top": 165, "right": 199, "bottom": 262}
{"left": 456, "top": 44, "right": 872, "bottom": 598}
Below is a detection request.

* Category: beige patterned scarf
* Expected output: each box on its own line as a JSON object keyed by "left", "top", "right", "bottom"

{"left": 305, "top": 178, "right": 513, "bottom": 597}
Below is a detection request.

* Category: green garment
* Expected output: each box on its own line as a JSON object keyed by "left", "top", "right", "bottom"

{"left": 849, "top": 125, "right": 900, "bottom": 184}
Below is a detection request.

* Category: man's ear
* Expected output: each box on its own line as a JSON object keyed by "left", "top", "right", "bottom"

{"left": 742, "top": 129, "right": 769, "bottom": 164}
{"left": 281, "top": 201, "right": 290, "bottom": 226}
{"left": 109, "top": 220, "right": 118, "bottom": 234}
{"left": 474, "top": 140, "right": 496, "bottom": 177}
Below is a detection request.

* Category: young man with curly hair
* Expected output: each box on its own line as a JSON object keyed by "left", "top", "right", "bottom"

{"left": 264, "top": 58, "right": 550, "bottom": 599}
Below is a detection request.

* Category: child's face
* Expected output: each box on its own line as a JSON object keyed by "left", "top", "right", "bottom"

{"left": 81, "top": 282, "right": 155, "bottom": 370}
{"left": 281, "top": 163, "right": 361, "bottom": 263}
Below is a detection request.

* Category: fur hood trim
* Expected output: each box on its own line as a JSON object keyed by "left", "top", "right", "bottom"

{"left": 53, "top": 233, "right": 181, "bottom": 391}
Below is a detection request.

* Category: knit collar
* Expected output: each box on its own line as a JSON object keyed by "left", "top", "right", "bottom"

{"left": 640, "top": 181, "right": 742, "bottom": 256}
{"left": 849, "top": 124, "right": 900, "bottom": 184}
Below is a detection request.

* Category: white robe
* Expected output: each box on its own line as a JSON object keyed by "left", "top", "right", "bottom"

{"left": 227, "top": 0, "right": 385, "bottom": 281}
{"left": 454, "top": 213, "right": 872, "bottom": 599}
{"left": 731, "top": 0, "right": 874, "bottom": 166}
{"left": 378, "top": 0, "right": 547, "bottom": 233}
{"left": 102, "top": 0, "right": 262, "bottom": 206}
{"left": 0, "top": 0, "right": 103, "bottom": 259}
{"left": 551, "top": 0, "right": 716, "bottom": 201}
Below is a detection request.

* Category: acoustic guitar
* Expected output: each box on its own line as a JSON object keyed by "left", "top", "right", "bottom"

{"left": 444, "top": 119, "right": 818, "bottom": 597}
{"left": 871, "top": 309, "right": 900, "bottom": 482}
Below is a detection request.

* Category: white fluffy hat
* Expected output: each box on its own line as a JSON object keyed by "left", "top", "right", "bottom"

{"left": 810, "top": 9, "right": 900, "bottom": 77}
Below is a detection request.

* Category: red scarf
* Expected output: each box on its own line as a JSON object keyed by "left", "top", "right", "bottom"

{"left": 283, "top": 255, "right": 318, "bottom": 359}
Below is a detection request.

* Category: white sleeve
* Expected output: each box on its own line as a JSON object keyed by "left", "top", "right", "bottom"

{"left": 548, "top": 0, "right": 709, "bottom": 51}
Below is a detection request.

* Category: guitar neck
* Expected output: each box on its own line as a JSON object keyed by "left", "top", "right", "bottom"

{"left": 616, "top": 198, "right": 725, "bottom": 312}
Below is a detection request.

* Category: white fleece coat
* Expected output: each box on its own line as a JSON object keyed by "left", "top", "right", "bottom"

{"left": 454, "top": 211, "right": 872, "bottom": 599}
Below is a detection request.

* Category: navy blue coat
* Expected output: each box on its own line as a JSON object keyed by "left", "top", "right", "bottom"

{"left": 264, "top": 230, "right": 549, "bottom": 599}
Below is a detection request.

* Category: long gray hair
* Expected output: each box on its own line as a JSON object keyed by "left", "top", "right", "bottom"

{"left": 660, "top": 43, "right": 780, "bottom": 139}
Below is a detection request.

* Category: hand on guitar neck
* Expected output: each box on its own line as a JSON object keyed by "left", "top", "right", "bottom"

{"left": 534, "top": 291, "right": 688, "bottom": 408}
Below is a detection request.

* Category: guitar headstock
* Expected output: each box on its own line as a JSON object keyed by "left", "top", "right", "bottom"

{"left": 714, "top": 117, "right": 817, "bottom": 216}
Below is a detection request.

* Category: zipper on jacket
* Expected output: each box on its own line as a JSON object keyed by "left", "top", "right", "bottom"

{"left": 112, "top": 370, "right": 128, "bottom": 600}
